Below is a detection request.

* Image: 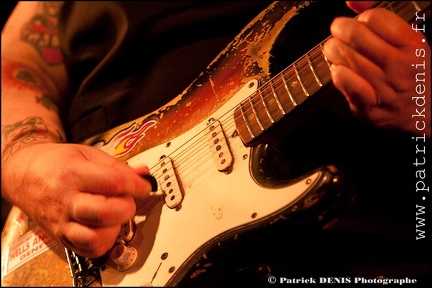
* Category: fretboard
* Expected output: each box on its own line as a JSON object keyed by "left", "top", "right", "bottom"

{"left": 234, "top": 1, "right": 430, "bottom": 145}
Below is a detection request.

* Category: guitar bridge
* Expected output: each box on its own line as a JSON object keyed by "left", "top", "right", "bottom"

{"left": 65, "top": 248, "right": 104, "bottom": 287}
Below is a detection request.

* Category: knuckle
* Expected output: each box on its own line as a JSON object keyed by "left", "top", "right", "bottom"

{"left": 337, "top": 44, "right": 354, "bottom": 66}
{"left": 358, "top": 8, "right": 382, "bottom": 25}
{"left": 108, "top": 173, "right": 126, "bottom": 194}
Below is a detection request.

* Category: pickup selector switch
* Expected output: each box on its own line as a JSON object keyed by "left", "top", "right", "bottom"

{"left": 116, "top": 220, "right": 136, "bottom": 244}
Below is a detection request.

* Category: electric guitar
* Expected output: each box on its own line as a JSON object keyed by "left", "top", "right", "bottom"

{"left": 1, "top": 1, "right": 429, "bottom": 286}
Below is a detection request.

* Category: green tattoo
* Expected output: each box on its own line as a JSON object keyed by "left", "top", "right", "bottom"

{"left": 16, "top": 70, "right": 38, "bottom": 84}
{"left": 36, "top": 95, "right": 59, "bottom": 112}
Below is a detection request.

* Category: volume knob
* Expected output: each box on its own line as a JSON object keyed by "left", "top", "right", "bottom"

{"left": 110, "top": 244, "right": 138, "bottom": 271}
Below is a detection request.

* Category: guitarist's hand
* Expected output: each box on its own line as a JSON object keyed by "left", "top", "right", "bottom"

{"left": 1, "top": 143, "right": 154, "bottom": 258}
{"left": 323, "top": 2, "right": 431, "bottom": 138}
{"left": 1, "top": 2, "right": 155, "bottom": 259}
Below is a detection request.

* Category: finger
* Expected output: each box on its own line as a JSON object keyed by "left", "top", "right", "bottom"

{"left": 323, "top": 37, "right": 389, "bottom": 100}
{"left": 131, "top": 165, "right": 158, "bottom": 191}
{"left": 330, "top": 64, "right": 377, "bottom": 116}
{"left": 60, "top": 222, "right": 120, "bottom": 258}
{"left": 330, "top": 65, "right": 414, "bottom": 131}
{"left": 329, "top": 16, "right": 397, "bottom": 69}
{"left": 323, "top": 36, "right": 377, "bottom": 74}
{"left": 76, "top": 146, "right": 155, "bottom": 197}
{"left": 356, "top": 7, "right": 422, "bottom": 47}
{"left": 124, "top": 160, "right": 150, "bottom": 174}
{"left": 75, "top": 160, "right": 154, "bottom": 198}
{"left": 69, "top": 193, "right": 136, "bottom": 226}
{"left": 346, "top": 1, "right": 375, "bottom": 14}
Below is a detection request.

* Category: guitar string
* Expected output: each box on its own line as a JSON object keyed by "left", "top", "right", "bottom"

{"left": 133, "top": 123, "right": 230, "bottom": 214}
{"left": 169, "top": 0, "right": 426, "bottom": 199}
{"left": 157, "top": 42, "right": 332, "bottom": 175}
{"left": 141, "top": 0, "right": 415, "bottom": 180}
{"left": 144, "top": 0, "right": 415, "bottom": 182}
{"left": 134, "top": 0, "right": 424, "bottom": 215}
{"left": 219, "top": 2, "right": 430, "bottom": 137}
{"left": 134, "top": 0, "right": 420, "bottom": 214}
{"left": 230, "top": 0, "right": 424, "bottom": 137}
{"left": 52, "top": 0, "right": 425, "bottom": 254}
{"left": 159, "top": 0, "right": 428, "bottom": 210}
{"left": 233, "top": 1, "right": 420, "bottom": 124}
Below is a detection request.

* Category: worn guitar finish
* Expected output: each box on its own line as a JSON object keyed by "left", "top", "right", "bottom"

{"left": 1, "top": 1, "right": 429, "bottom": 286}
{"left": 83, "top": 2, "right": 311, "bottom": 159}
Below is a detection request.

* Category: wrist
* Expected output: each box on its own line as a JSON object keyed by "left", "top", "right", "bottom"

{"left": 1, "top": 116, "right": 66, "bottom": 164}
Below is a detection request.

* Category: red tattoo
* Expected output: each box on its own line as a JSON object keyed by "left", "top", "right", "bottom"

{"left": 1, "top": 62, "right": 44, "bottom": 91}
{"left": 22, "top": 2, "right": 63, "bottom": 65}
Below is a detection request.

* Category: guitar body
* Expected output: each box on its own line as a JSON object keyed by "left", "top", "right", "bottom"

{"left": 97, "top": 79, "right": 353, "bottom": 286}
{"left": 82, "top": 2, "right": 313, "bottom": 157}
{"left": 2, "top": 1, "right": 428, "bottom": 286}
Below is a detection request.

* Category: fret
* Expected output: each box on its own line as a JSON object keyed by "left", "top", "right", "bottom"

{"left": 273, "top": 76, "right": 298, "bottom": 112}
{"left": 386, "top": 2, "right": 410, "bottom": 19}
{"left": 297, "top": 55, "right": 324, "bottom": 96}
{"left": 374, "top": 1, "right": 428, "bottom": 22}
{"left": 293, "top": 63, "right": 309, "bottom": 97}
{"left": 252, "top": 90, "right": 276, "bottom": 130}
{"left": 306, "top": 53, "right": 322, "bottom": 87}
{"left": 283, "top": 68, "right": 307, "bottom": 107}
{"left": 233, "top": 0, "right": 430, "bottom": 146}
{"left": 261, "top": 83, "right": 285, "bottom": 122}
{"left": 385, "top": 2, "right": 396, "bottom": 13}
{"left": 258, "top": 89, "right": 275, "bottom": 123}
{"left": 248, "top": 95, "right": 265, "bottom": 131}
{"left": 281, "top": 73, "right": 297, "bottom": 106}
{"left": 309, "top": 46, "right": 332, "bottom": 86}
{"left": 320, "top": 43, "right": 333, "bottom": 71}
{"left": 239, "top": 101, "right": 256, "bottom": 140}
{"left": 412, "top": 1, "right": 422, "bottom": 12}
{"left": 269, "top": 80, "right": 286, "bottom": 115}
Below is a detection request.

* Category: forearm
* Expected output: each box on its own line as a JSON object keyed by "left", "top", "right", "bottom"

{"left": 1, "top": 1, "right": 68, "bottom": 162}
{"left": 1, "top": 80, "right": 66, "bottom": 163}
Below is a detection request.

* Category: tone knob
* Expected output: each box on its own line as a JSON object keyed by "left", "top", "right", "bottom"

{"left": 110, "top": 244, "right": 138, "bottom": 271}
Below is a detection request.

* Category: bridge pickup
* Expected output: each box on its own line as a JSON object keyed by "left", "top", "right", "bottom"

{"left": 153, "top": 156, "right": 184, "bottom": 209}
{"left": 206, "top": 119, "right": 234, "bottom": 172}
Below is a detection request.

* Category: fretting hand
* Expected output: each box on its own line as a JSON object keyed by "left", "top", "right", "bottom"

{"left": 323, "top": 1, "right": 430, "bottom": 138}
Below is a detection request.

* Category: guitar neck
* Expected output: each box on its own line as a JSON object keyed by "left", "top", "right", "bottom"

{"left": 234, "top": 1, "right": 430, "bottom": 145}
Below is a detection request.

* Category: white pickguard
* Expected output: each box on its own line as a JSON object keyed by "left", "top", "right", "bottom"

{"left": 100, "top": 80, "right": 323, "bottom": 286}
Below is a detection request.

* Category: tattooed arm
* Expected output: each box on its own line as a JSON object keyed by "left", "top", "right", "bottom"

{"left": 1, "top": 2, "right": 153, "bottom": 258}
{"left": 1, "top": 2, "right": 68, "bottom": 160}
